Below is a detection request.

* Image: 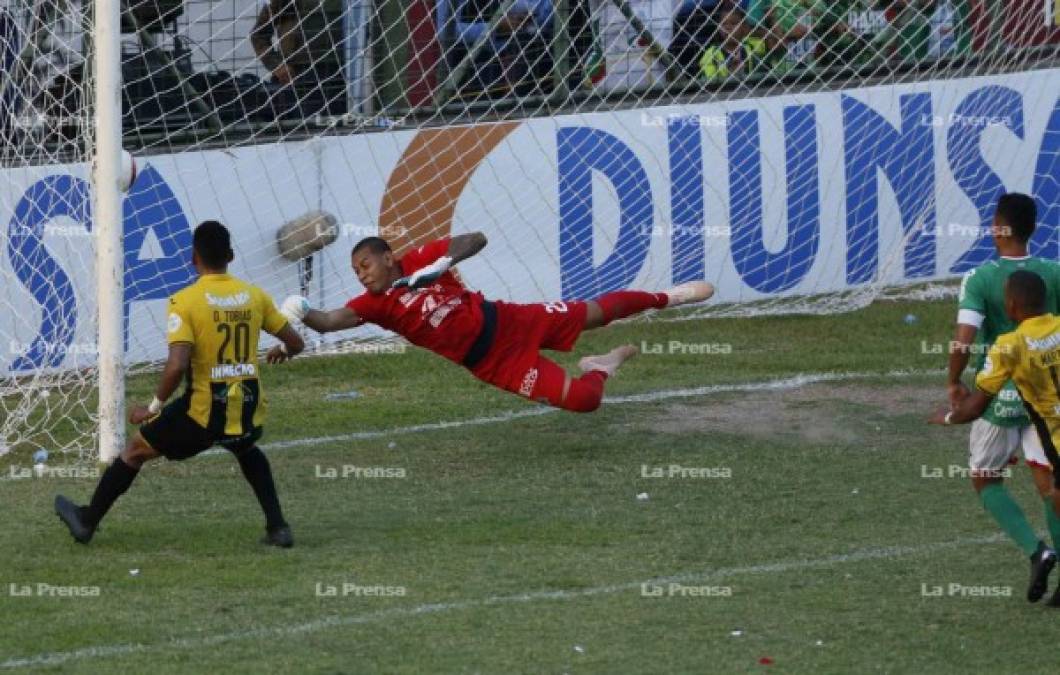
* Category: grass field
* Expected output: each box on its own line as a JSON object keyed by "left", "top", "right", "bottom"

{"left": 2, "top": 296, "right": 1057, "bottom": 674}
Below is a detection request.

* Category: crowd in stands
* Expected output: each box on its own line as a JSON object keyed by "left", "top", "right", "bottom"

{"left": 218, "top": 0, "right": 980, "bottom": 110}
{"left": 676, "top": 0, "right": 962, "bottom": 83}
{"left": 250, "top": 0, "right": 346, "bottom": 118}
{"left": 436, "top": 0, "right": 975, "bottom": 97}
{"left": 435, "top": 0, "right": 557, "bottom": 96}
{"left": 0, "top": 0, "right": 1049, "bottom": 144}
{"left": 173, "top": 0, "right": 1045, "bottom": 117}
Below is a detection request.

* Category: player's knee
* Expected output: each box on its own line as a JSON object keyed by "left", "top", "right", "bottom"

{"left": 231, "top": 444, "right": 266, "bottom": 465}
{"left": 583, "top": 301, "right": 605, "bottom": 330}
{"left": 567, "top": 396, "right": 601, "bottom": 413}
{"left": 1030, "top": 464, "right": 1053, "bottom": 496}
{"left": 562, "top": 378, "right": 604, "bottom": 413}
{"left": 971, "top": 474, "right": 1002, "bottom": 493}
{"left": 121, "top": 435, "right": 159, "bottom": 468}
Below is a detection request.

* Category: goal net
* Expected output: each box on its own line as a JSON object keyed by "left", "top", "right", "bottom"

{"left": 0, "top": 0, "right": 1057, "bottom": 458}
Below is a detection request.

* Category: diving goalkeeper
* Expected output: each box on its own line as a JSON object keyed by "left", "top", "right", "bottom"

{"left": 280, "top": 233, "right": 714, "bottom": 412}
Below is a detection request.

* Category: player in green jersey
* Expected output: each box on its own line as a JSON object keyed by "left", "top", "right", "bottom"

{"left": 946, "top": 193, "right": 1060, "bottom": 602}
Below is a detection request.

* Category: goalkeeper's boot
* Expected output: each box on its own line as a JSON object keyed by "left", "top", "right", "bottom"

{"left": 664, "top": 281, "right": 715, "bottom": 308}
{"left": 1028, "top": 541, "right": 1056, "bottom": 602}
{"left": 54, "top": 495, "right": 95, "bottom": 544}
{"left": 578, "top": 344, "right": 638, "bottom": 378}
{"left": 262, "top": 524, "right": 294, "bottom": 548}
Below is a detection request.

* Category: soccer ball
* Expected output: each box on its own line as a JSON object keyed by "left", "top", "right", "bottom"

{"left": 120, "top": 150, "right": 138, "bottom": 192}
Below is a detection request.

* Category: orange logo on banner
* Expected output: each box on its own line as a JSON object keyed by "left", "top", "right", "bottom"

{"left": 378, "top": 122, "right": 520, "bottom": 256}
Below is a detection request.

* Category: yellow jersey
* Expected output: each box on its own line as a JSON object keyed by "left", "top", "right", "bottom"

{"left": 166, "top": 273, "right": 288, "bottom": 435}
{"left": 699, "top": 38, "right": 768, "bottom": 81}
{"left": 977, "top": 313, "right": 1060, "bottom": 455}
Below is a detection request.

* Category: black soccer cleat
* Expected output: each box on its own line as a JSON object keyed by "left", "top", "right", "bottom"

{"left": 261, "top": 525, "right": 293, "bottom": 548}
{"left": 1028, "top": 542, "right": 1056, "bottom": 602}
{"left": 54, "top": 495, "right": 95, "bottom": 544}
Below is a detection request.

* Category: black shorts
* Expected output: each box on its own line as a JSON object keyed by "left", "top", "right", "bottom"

{"left": 139, "top": 401, "right": 263, "bottom": 461}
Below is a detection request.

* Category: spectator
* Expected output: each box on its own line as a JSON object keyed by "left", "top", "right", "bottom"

{"left": 927, "top": 0, "right": 956, "bottom": 57}
{"left": 699, "top": 3, "right": 768, "bottom": 80}
{"left": 0, "top": 7, "right": 20, "bottom": 152}
{"left": 436, "top": 0, "right": 553, "bottom": 97}
{"left": 674, "top": 0, "right": 770, "bottom": 80}
{"left": 948, "top": 0, "right": 972, "bottom": 56}
{"left": 671, "top": 0, "right": 721, "bottom": 78}
{"left": 846, "top": 1, "right": 888, "bottom": 40}
{"left": 873, "top": 0, "right": 935, "bottom": 61}
{"left": 251, "top": 0, "right": 345, "bottom": 119}
{"left": 564, "top": 0, "right": 595, "bottom": 87}
{"left": 811, "top": 0, "right": 871, "bottom": 66}
{"left": 766, "top": 0, "right": 815, "bottom": 67}
{"left": 742, "top": 0, "right": 770, "bottom": 26}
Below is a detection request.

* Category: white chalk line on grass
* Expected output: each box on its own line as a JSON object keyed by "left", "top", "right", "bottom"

{"left": 0, "top": 531, "right": 1004, "bottom": 670}
{"left": 0, "top": 368, "right": 938, "bottom": 476}
{"left": 258, "top": 368, "right": 938, "bottom": 452}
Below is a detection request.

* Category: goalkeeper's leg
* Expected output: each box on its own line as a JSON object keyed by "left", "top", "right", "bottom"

{"left": 584, "top": 281, "right": 715, "bottom": 330}
{"left": 521, "top": 350, "right": 636, "bottom": 413}
{"left": 471, "top": 302, "right": 639, "bottom": 411}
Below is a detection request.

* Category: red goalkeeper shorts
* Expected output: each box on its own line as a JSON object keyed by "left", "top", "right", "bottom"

{"left": 469, "top": 300, "right": 587, "bottom": 400}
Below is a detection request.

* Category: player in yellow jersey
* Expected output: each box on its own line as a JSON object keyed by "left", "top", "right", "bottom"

{"left": 55, "top": 221, "right": 305, "bottom": 547}
{"left": 931, "top": 270, "right": 1060, "bottom": 603}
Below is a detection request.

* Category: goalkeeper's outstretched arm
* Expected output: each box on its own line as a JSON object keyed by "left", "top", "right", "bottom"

{"left": 302, "top": 307, "right": 361, "bottom": 334}
{"left": 279, "top": 295, "right": 361, "bottom": 334}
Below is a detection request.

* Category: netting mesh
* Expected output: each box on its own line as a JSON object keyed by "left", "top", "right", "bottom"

{"left": 0, "top": 0, "right": 1058, "bottom": 456}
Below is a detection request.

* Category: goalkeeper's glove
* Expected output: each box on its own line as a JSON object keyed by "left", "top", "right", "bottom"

{"left": 280, "top": 295, "right": 311, "bottom": 323}
{"left": 392, "top": 256, "right": 453, "bottom": 290}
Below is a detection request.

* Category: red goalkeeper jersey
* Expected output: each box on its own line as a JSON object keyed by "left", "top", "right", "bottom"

{"left": 345, "top": 238, "right": 486, "bottom": 363}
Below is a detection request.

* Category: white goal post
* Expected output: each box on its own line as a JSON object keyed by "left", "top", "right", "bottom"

{"left": 0, "top": 0, "right": 1055, "bottom": 461}
{"left": 94, "top": 0, "right": 125, "bottom": 462}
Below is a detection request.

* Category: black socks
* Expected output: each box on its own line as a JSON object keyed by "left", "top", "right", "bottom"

{"left": 83, "top": 457, "right": 140, "bottom": 527}
{"left": 83, "top": 448, "right": 287, "bottom": 533}
{"left": 235, "top": 446, "right": 287, "bottom": 530}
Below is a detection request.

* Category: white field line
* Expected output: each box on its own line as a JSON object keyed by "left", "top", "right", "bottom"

{"left": 0, "top": 532, "right": 1004, "bottom": 670}
{"left": 258, "top": 368, "right": 937, "bottom": 452}
{"left": 0, "top": 368, "right": 938, "bottom": 476}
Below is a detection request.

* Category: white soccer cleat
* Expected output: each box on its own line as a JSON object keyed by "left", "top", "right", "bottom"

{"left": 664, "top": 281, "right": 715, "bottom": 308}
{"left": 578, "top": 344, "right": 638, "bottom": 377}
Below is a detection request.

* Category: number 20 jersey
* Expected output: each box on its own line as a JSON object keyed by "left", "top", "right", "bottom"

{"left": 166, "top": 273, "right": 288, "bottom": 435}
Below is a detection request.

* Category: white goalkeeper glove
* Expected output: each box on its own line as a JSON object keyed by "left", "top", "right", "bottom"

{"left": 392, "top": 256, "right": 453, "bottom": 290}
{"left": 280, "top": 295, "right": 311, "bottom": 323}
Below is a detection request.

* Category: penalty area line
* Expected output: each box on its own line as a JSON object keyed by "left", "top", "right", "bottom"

{"left": 256, "top": 368, "right": 937, "bottom": 452}
{"left": 0, "top": 531, "right": 1002, "bottom": 670}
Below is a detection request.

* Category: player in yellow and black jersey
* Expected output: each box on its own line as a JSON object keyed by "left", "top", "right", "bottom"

{"left": 166, "top": 254, "right": 289, "bottom": 439}
{"left": 931, "top": 270, "right": 1060, "bottom": 604}
{"left": 55, "top": 221, "right": 305, "bottom": 548}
